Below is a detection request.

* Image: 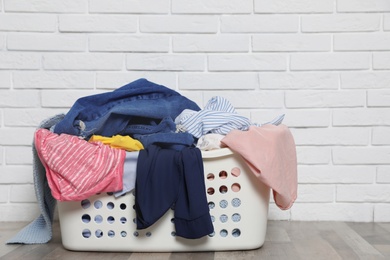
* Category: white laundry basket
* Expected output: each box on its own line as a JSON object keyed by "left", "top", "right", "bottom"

{"left": 57, "top": 148, "right": 270, "bottom": 252}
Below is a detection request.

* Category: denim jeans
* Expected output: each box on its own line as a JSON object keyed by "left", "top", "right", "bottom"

{"left": 128, "top": 117, "right": 195, "bottom": 149}
{"left": 53, "top": 79, "right": 200, "bottom": 145}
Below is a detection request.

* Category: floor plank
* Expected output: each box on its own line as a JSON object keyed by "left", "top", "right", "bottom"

{"left": 1, "top": 221, "right": 390, "bottom": 259}
{"left": 0, "top": 222, "right": 25, "bottom": 257}
{"left": 331, "top": 222, "right": 384, "bottom": 259}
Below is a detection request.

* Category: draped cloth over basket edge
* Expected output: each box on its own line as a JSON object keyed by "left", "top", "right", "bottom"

{"left": 221, "top": 124, "right": 297, "bottom": 210}
{"left": 6, "top": 114, "right": 65, "bottom": 244}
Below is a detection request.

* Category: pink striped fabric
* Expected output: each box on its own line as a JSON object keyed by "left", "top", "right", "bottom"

{"left": 34, "top": 129, "right": 125, "bottom": 201}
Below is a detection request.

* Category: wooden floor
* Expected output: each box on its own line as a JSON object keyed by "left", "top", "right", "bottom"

{"left": 1, "top": 221, "right": 390, "bottom": 259}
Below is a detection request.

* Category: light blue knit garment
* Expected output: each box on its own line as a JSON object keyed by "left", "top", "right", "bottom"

{"left": 6, "top": 114, "right": 65, "bottom": 244}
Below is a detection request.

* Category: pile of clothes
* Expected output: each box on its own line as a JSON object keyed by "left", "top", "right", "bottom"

{"left": 7, "top": 78, "right": 297, "bottom": 243}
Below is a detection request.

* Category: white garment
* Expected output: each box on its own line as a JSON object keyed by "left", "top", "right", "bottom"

{"left": 196, "top": 134, "right": 225, "bottom": 151}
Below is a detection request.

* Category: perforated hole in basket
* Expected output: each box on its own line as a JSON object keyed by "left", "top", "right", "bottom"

{"left": 220, "top": 214, "right": 228, "bottom": 223}
{"left": 95, "top": 229, "right": 103, "bottom": 238}
{"left": 94, "top": 215, "right": 103, "bottom": 224}
{"left": 231, "top": 167, "right": 241, "bottom": 177}
{"left": 108, "top": 230, "right": 115, "bottom": 238}
{"left": 232, "top": 198, "right": 241, "bottom": 207}
{"left": 232, "top": 213, "right": 241, "bottom": 222}
{"left": 232, "top": 228, "right": 241, "bottom": 237}
{"left": 94, "top": 200, "right": 103, "bottom": 209}
{"left": 204, "top": 166, "right": 244, "bottom": 239}
{"left": 77, "top": 165, "right": 244, "bottom": 240}
{"left": 120, "top": 217, "right": 127, "bottom": 224}
{"left": 217, "top": 228, "right": 240, "bottom": 238}
{"left": 107, "top": 216, "right": 115, "bottom": 224}
{"left": 79, "top": 198, "right": 131, "bottom": 239}
{"left": 219, "top": 170, "right": 228, "bottom": 179}
{"left": 219, "top": 185, "right": 228, "bottom": 194}
{"left": 207, "top": 167, "right": 241, "bottom": 198}
{"left": 82, "top": 214, "right": 91, "bottom": 223}
{"left": 231, "top": 183, "right": 241, "bottom": 192}
{"left": 81, "top": 199, "right": 90, "bottom": 209}
{"left": 219, "top": 200, "right": 228, "bottom": 208}
{"left": 107, "top": 202, "right": 115, "bottom": 209}
{"left": 220, "top": 229, "right": 228, "bottom": 237}
{"left": 82, "top": 229, "right": 91, "bottom": 238}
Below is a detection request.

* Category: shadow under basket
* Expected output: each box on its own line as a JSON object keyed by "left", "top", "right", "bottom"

{"left": 57, "top": 148, "right": 270, "bottom": 252}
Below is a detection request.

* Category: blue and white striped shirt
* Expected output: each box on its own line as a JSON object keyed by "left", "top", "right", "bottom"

{"left": 175, "top": 96, "right": 284, "bottom": 138}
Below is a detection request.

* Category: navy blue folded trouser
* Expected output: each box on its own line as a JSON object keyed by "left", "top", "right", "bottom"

{"left": 135, "top": 145, "right": 214, "bottom": 239}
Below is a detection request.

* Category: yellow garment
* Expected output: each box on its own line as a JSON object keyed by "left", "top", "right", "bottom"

{"left": 89, "top": 135, "right": 144, "bottom": 152}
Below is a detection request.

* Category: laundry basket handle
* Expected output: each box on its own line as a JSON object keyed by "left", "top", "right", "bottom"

{"left": 201, "top": 148, "right": 234, "bottom": 159}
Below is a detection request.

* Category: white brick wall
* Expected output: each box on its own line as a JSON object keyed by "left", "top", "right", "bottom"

{"left": 0, "top": 0, "right": 389, "bottom": 223}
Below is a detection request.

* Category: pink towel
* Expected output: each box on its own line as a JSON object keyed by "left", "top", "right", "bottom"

{"left": 34, "top": 129, "right": 125, "bottom": 201}
{"left": 221, "top": 125, "right": 297, "bottom": 210}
